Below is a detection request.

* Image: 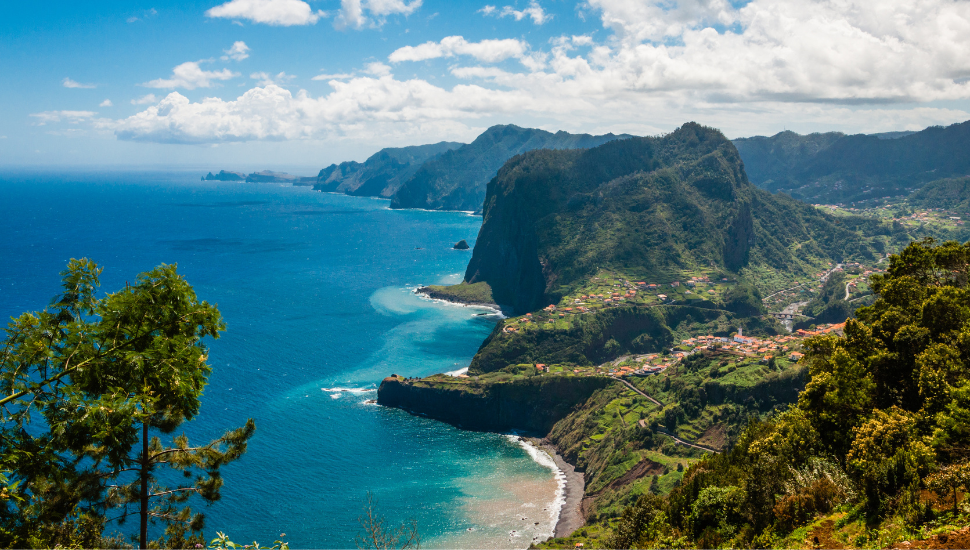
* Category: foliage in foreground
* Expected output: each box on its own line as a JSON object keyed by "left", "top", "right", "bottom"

{"left": 0, "top": 259, "right": 254, "bottom": 548}
{"left": 598, "top": 239, "right": 970, "bottom": 548}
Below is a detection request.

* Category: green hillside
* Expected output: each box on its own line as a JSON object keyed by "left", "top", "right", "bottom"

{"left": 462, "top": 122, "right": 886, "bottom": 314}
{"left": 734, "top": 120, "right": 970, "bottom": 203}
{"left": 908, "top": 176, "right": 970, "bottom": 212}
{"left": 559, "top": 240, "right": 970, "bottom": 550}
{"left": 313, "top": 141, "right": 462, "bottom": 197}
{"left": 732, "top": 130, "right": 845, "bottom": 188}
{"left": 389, "top": 124, "right": 630, "bottom": 213}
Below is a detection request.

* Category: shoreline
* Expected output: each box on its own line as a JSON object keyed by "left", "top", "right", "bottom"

{"left": 542, "top": 442, "right": 586, "bottom": 539}
{"left": 516, "top": 437, "right": 586, "bottom": 543}
{"left": 412, "top": 286, "right": 507, "bottom": 316}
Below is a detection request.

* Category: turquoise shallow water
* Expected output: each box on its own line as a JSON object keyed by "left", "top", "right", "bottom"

{"left": 0, "top": 171, "right": 560, "bottom": 548}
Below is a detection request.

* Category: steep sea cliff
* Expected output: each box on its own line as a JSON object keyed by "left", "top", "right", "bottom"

{"left": 378, "top": 374, "right": 614, "bottom": 433}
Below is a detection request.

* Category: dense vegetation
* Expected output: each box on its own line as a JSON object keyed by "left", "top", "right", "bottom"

{"left": 463, "top": 122, "right": 887, "bottom": 313}
{"left": 0, "top": 260, "right": 253, "bottom": 548}
{"left": 909, "top": 177, "right": 970, "bottom": 213}
{"left": 313, "top": 141, "right": 462, "bottom": 197}
{"left": 469, "top": 305, "right": 777, "bottom": 374}
{"left": 797, "top": 270, "right": 855, "bottom": 327}
{"left": 734, "top": 120, "right": 970, "bottom": 203}
{"left": 555, "top": 240, "right": 970, "bottom": 549}
{"left": 389, "top": 125, "right": 629, "bottom": 213}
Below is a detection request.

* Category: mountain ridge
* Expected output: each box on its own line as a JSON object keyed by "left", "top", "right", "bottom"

{"left": 390, "top": 124, "right": 632, "bottom": 213}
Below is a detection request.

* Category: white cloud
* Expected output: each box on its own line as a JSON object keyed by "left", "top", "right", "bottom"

{"left": 364, "top": 62, "right": 392, "bottom": 77}
{"left": 573, "top": 0, "right": 970, "bottom": 104}
{"left": 335, "top": 0, "right": 422, "bottom": 29}
{"left": 142, "top": 61, "right": 239, "bottom": 90}
{"left": 389, "top": 36, "right": 531, "bottom": 64}
{"left": 222, "top": 41, "right": 251, "bottom": 61}
{"left": 89, "top": 0, "right": 970, "bottom": 146}
{"left": 99, "top": 99, "right": 113, "bottom": 107}
{"left": 482, "top": 1, "right": 549, "bottom": 24}
{"left": 206, "top": 0, "right": 326, "bottom": 26}
{"left": 62, "top": 78, "right": 96, "bottom": 89}
{"left": 312, "top": 72, "right": 355, "bottom": 80}
{"left": 127, "top": 8, "right": 158, "bottom": 23}
{"left": 251, "top": 71, "right": 297, "bottom": 85}
{"left": 31, "top": 110, "right": 97, "bottom": 125}
{"left": 132, "top": 94, "right": 159, "bottom": 104}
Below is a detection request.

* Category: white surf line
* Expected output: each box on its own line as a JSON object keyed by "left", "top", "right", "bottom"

{"left": 321, "top": 386, "right": 378, "bottom": 399}
{"left": 444, "top": 366, "right": 469, "bottom": 377}
{"left": 409, "top": 286, "right": 506, "bottom": 317}
{"left": 507, "top": 435, "right": 567, "bottom": 548}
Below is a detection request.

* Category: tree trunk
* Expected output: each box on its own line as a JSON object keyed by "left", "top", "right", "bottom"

{"left": 140, "top": 421, "right": 149, "bottom": 549}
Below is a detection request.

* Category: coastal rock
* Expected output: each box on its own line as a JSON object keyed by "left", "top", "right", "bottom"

{"left": 377, "top": 375, "right": 613, "bottom": 433}
{"left": 203, "top": 170, "right": 246, "bottom": 181}
{"left": 245, "top": 170, "right": 316, "bottom": 184}
{"left": 453, "top": 239, "right": 470, "bottom": 250}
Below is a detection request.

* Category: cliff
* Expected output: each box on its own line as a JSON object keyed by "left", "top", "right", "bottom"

{"left": 313, "top": 141, "right": 463, "bottom": 197}
{"left": 389, "top": 125, "right": 631, "bottom": 213}
{"left": 377, "top": 373, "right": 614, "bottom": 433}
{"left": 462, "top": 122, "right": 885, "bottom": 314}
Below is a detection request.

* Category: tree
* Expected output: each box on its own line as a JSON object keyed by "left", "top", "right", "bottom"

{"left": 0, "top": 259, "right": 255, "bottom": 548}
{"left": 355, "top": 492, "right": 420, "bottom": 550}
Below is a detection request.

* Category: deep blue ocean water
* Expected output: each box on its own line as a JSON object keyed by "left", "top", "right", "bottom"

{"left": 0, "top": 171, "right": 560, "bottom": 548}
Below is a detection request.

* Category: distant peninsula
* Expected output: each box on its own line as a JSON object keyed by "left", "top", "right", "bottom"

{"left": 203, "top": 170, "right": 316, "bottom": 184}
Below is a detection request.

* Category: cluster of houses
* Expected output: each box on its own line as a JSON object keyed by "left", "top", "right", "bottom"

{"left": 676, "top": 324, "right": 846, "bottom": 364}
{"left": 527, "top": 322, "right": 850, "bottom": 380}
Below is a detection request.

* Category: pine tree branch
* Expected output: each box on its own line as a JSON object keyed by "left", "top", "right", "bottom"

{"left": 0, "top": 308, "right": 211, "bottom": 407}
{"left": 150, "top": 445, "right": 211, "bottom": 460}
{"left": 149, "top": 487, "right": 200, "bottom": 498}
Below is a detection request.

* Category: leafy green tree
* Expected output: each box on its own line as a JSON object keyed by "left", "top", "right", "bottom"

{"left": 0, "top": 259, "right": 254, "bottom": 548}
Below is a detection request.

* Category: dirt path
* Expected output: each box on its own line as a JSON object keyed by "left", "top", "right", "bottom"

{"left": 619, "top": 379, "right": 663, "bottom": 407}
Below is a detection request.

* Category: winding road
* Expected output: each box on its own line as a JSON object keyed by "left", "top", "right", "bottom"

{"left": 621, "top": 379, "right": 719, "bottom": 454}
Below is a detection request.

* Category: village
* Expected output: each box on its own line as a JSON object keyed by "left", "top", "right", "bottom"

{"left": 525, "top": 321, "right": 845, "bottom": 380}
{"left": 502, "top": 271, "right": 742, "bottom": 336}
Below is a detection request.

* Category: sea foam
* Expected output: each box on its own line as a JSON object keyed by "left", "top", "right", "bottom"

{"left": 506, "top": 435, "right": 567, "bottom": 544}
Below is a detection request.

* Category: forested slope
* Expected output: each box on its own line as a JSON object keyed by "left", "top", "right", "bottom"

{"left": 389, "top": 124, "right": 629, "bottom": 213}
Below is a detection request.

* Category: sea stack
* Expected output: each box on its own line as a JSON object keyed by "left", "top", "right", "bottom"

{"left": 454, "top": 239, "right": 470, "bottom": 250}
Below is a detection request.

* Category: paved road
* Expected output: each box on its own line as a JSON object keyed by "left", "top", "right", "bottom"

{"left": 619, "top": 378, "right": 663, "bottom": 407}
{"left": 656, "top": 427, "right": 720, "bottom": 454}
{"left": 621, "top": 379, "right": 719, "bottom": 454}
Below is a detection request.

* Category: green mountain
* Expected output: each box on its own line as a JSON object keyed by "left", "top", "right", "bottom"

{"left": 734, "top": 120, "right": 970, "bottom": 203}
{"left": 908, "top": 176, "right": 970, "bottom": 212}
{"left": 389, "top": 125, "right": 630, "bottom": 213}
{"left": 313, "top": 141, "right": 463, "bottom": 197}
{"left": 463, "top": 122, "right": 885, "bottom": 314}
{"left": 731, "top": 131, "right": 845, "bottom": 189}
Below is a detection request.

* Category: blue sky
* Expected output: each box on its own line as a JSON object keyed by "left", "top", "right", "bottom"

{"left": 3, "top": 0, "right": 970, "bottom": 171}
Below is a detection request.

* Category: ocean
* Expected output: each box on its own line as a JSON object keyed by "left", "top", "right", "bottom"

{"left": 0, "top": 171, "right": 561, "bottom": 548}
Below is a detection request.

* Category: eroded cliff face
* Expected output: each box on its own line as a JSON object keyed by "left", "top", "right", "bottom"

{"left": 463, "top": 123, "right": 751, "bottom": 314}
{"left": 377, "top": 375, "right": 615, "bottom": 433}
